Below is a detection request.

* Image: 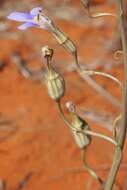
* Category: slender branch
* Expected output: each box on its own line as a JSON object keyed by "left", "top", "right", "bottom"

{"left": 112, "top": 114, "right": 121, "bottom": 139}
{"left": 80, "top": 0, "right": 117, "bottom": 19}
{"left": 118, "top": 0, "right": 127, "bottom": 148}
{"left": 56, "top": 101, "right": 105, "bottom": 185}
{"left": 56, "top": 100, "right": 72, "bottom": 128}
{"left": 84, "top": 130, "right": 117, "bottom": 146}
{"left": 104, "top": 0, "right": 127, "bottom": 189}
{"left": 72, "top": 53, "right": 121, "bottom": 108}
{"left": 81, "top": 149, "right": 104, "bottom": 186}
{"left": 80, "top": 70, "right": 122, "bottom": 87}
{"left": 89, "top": 13, "right": 117, "bottom": 19}
{"left": 52, "top": 163, "right": 127, "bottom": 181}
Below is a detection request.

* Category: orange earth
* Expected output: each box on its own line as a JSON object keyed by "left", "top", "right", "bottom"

{"left": 0, "top": 0, "right": 127, "bottom": 190}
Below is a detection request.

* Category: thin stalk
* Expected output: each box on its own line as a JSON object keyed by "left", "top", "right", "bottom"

{"left": 89, "top": 13, "right": 117, "bottom": 19}
{"left": 80, "top": 0, "right": 117, "bottom": 19}
{"left": 81, "top": 149, "right": 104, "bottom": 186}
{"left": 84, "top": 130, "right": 117, "bottom": 146}
{"left": 73, "top": 53, "right": 122, "bottom": 87}
{"left": 56, "top": 100, "right": 72, "bottom": 127}
{"left": 73, "top": 53, "right": 121, "bottom": 108}
{"left": 112, "top": 114, "right": 121, "bottom": 139}
{"left": 104, "top": 0, "right": 127, "bottom": 189}
{"left": 56, "top": 100, "right": 105, "bottom": 185}
{"left": 80, "top": 70, "right": 122, "bottom": 87}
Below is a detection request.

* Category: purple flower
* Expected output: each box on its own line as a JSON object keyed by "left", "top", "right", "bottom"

{"left": 7, "top": 7, "right": 53, "bottom": 30}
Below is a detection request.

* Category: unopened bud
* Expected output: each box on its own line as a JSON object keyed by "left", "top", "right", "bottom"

{"left": 45, "top": 70, "right": 65, "bottom": 101}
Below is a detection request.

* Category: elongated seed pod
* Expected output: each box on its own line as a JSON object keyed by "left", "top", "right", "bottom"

{"left": 45, "top": 70, "right": 65, "bottom": 101}
{"left": 52, "top": 27, "right": 77, "bottom": 55}
{"left": 71, "top": 116, "right": 91, "bottom": 149}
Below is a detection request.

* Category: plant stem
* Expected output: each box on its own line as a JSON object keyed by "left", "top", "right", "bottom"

{"left": 81, "top": 149, "right": 104, "bottom": 186}
{"left": 104, "top": 0, "right": 127, "bottom": 189}
{"left": 80, "top": 70, "right": 122, "bottom": 87}
{"left": 56, "top": 100, "right": 105, "bottom": 185}
{"left": 73, "top": 54, "right": 121, "bottom": 108}
{"left": 117, "top": 0, "right": 127, "bottom": 148}
{"left": 84, "top": 130, "right": 117, "bottom": 146}
{"left": 73, "top": 53, "right": 122, "bottom": 87}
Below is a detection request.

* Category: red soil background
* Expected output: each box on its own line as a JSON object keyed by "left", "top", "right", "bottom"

{"left": 0, "top": 0, "right": 127, "bottom": 189}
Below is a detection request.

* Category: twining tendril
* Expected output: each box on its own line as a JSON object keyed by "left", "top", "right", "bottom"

{"left": 113, "top": 115, "right": 121, "bottom": 140}
{"left": 80, "top": 0, "right": 117, "bottom": 19}
{"left": 113, "top": 50, "right": 123, "bottom": 60}
{"left": 80, "top": 69, "right": 122, "bottom": 87}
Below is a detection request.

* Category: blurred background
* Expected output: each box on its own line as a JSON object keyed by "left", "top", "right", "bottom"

{"left": 0, "top": 0, "right": 126, "bottom": 189}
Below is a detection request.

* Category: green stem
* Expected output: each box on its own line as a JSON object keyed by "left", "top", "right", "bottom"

{"left": 104, "top": 0, "right": 127, "bottom": 189}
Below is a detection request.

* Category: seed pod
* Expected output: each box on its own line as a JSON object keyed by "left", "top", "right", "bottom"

{"left": 71, "top": 116, "right": 91, "bottom": 149}
{"left": 45, "top": 69, "right": 65, "bottom": 101}
{"left": 66, "top": 101, "right": 91, "bottom": 149}
{"left": 52, "top": 26, "right": 77, "bottom": 55}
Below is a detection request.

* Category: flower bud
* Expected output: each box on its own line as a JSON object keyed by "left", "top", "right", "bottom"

{"left": 66, "top": 101, "right": 91, "bottom": 149}
{"left": 45, "top": 70, "right": 65, "bottom": 101}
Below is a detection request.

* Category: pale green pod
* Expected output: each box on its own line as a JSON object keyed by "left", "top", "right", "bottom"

{"left": 52, "top": 27, "right": 77, "bottom": 55}
{"left": 45, "top": 70, "right": 65, "bottom": 101}
{"left": 71, "top": 117, "right": 91, "bottom": 149}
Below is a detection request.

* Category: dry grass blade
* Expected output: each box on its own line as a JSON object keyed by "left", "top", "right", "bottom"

{"left": 15, "top": 172, "right": 33, "bottom": 190}
{"left": 80, "top": 74, "right": 121, "bottom": 109}
{"left": 51, "top": 163, "right": 127, "bottom": 181}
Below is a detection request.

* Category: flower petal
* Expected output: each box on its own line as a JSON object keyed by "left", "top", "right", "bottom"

{"left": 18, "top": 22, "right": 38, "bottom": 30}
{"left": 30, "top": 7, "right": 42, "bottom": 16}
{"left": 7, "top": 12, "right": 33, "bottom": 22}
